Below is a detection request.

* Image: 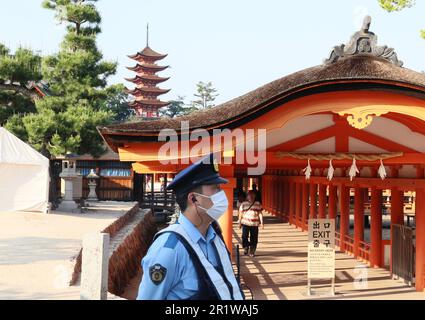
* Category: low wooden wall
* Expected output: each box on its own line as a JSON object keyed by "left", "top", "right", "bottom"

{"left": 108, "top": 210, "right": 157, "bottom": 296}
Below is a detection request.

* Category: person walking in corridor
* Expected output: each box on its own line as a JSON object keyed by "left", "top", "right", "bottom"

{"left": 238, "top": 190, "right": 264, "bottom": 257}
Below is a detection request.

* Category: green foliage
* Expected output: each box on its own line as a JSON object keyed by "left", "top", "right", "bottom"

{"left": 0, "top": 44, "right": 40, "bottom": 125}
{"left": 0, "top": 45, "right": 42, "bottom": 84}
{"left": 378, "top": 0, "right": 415, "bottom": 12}
{"left": 101, "top": 84, "right": 135, "bottom": 122}
{"left": 159, "top": 96, "right": 198, "bottom": 118}
{"left": 191, "top": 81, "right": 219, "bottom": 110}
{"left": 0, "top": 91, "right": 36, "bottom": 126}
{"left": 4, "top": 0, "right": 118, "bottom": 158}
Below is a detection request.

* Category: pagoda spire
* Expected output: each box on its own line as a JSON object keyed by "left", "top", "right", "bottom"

{"left": 125, "top": 27, "right": 170, "bottom": 118}
{"left": 146, "top": 23, "right": 149, "bottom": 47}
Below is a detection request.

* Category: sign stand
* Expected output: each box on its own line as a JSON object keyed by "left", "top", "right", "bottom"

{"left": 307, "top": 219, "right": 336, "bottom": 297}
{"left": 307, "top": 278, "right": 335, "bottom": 297}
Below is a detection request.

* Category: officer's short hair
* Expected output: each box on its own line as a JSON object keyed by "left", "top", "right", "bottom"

{"left": 175, "top": 185, "right": 203, "bottom": 212}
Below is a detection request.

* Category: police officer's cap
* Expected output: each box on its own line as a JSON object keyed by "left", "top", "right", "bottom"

{"left": 166, "top": 153, "right": 228, "bottom": 194}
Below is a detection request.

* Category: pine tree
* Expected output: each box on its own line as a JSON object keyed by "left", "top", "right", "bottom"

{"left": 159, "top": 96, "right": 198, "bottom": 118}
{"left": 0, "top": 44, "right": 41, "bottom": 126}
{"left": 191, "top": 81, "right": 219, "bottom": 110}
{"left": 5, "top": 0, "right": 118, "bottom": 158}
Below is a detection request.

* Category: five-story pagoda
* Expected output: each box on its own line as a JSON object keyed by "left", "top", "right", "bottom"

{"left": 125, "top": 27, "right": 170, "bottom": 118}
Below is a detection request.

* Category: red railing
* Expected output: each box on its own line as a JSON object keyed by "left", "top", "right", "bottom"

{"left": 343, "top": 235, "right": 355, "bottom": 253}
{"left": 358, "top": 240, "right": 371, "bottom": 261}
{"left": 334, "top": 231, "right": 370, "bottom": 262}
{"left": 335, "top": 231, "right": 341, "bottom": 247}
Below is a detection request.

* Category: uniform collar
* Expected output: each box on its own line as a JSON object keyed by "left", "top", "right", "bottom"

{"left": 178, "top": 213, "right": 216, "bottom": 244}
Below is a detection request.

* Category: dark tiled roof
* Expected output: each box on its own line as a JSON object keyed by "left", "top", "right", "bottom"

{"left": 128, "top": 46, "right": 168, "bottom": 60}
{"left": 100, "top": 55, "right": 425, "bottom": 135}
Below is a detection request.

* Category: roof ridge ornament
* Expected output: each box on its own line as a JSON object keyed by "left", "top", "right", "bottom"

{"left": 325, "top": 16, "right": 403, "bottom": 67}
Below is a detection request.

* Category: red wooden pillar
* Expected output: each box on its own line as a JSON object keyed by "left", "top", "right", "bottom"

{"left": 391, "top": 188, "right": 404, "bottom": 225}
{"left": 261, "top": 176, "right": 268, "bottom": 210}
{"left": 283, "top": 180, "right": 289, "bottom": 217}
{"left": 339, "top": 184, "right": 350, "bottom": 252}
{"left": 289, "top": 181, "right": 295, "bottom": 225}
{"left": 309, "top": 183, "right": 317, "bottom": 219}
{"left": 370, "top": 188, "right": 383, "bottom": 268}
{"left": 262, "top": 176, "right": 267, "bottom": 211}
{"left": 273, "top": 176, "right": 279, "bottom": 215}
{"left": 279, "top": 176, "right": 284, "bottom": 217}
{"left": 266, "top": 176, "right": 270, "bottom": 212}
{"left": 415, "top": 189, "right": 425, "bottom": 292}
{"left": 277, "top": 176, "right": 283, "bottom": 217}
{"left": 302, "top": 181, "right": 309, "bottom": 230}
{"left": 318, "top": 184, "right": 327, "bottom": 219}
{"left": 270, "top": 176, "right": 274, "bottom": 214}
{"left": 217, "top": 166, "right": 235, "bottom": 254}
{"left": 328, "top": 185, "right": 337, "bottom": 220}
{"left": 354, "top": 187, "right": 365, "bottom": 257}
{"left": 295, "top": 182, "right": 302, "bottom": 227}
{"left": 276, "top": 176, "right": 280, "bottom": 216}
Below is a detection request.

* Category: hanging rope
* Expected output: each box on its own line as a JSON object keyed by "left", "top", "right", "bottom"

{"left": 275, "top": 152, "right": 403, "bottom": 161}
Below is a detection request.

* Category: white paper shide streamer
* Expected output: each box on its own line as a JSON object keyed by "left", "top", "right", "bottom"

{"left": 327, "top": 159, "right": 334, "bottom": 181}
{"left": 303, "top": 159, "right": 312, "bottom": 180}
{"left": 378, "top": 159, "right": 387, "bottom": 180}
{"left": 349, "top": 157, "right": 359, "bottom": 181}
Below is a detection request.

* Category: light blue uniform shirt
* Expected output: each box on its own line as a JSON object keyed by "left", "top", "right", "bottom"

{"left": 137, "top": 214, "right": 220, "bottom": 300}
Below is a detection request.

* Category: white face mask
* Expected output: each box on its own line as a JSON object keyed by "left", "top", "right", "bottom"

{"left": 193, "top": 190, "right": 229, "bottom": 220}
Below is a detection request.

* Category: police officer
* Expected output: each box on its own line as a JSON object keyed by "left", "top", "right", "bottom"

{"left": 137, "top": 153, "right": 244, "bottom": 300}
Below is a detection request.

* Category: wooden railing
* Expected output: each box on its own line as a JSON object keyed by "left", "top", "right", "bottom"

{"left": 335, "top": 231, "right": 341, "bottom": 247}
{"left": 358, "top": 240, "right": 371, "bottom": 261}
{"left": 334, "top": 231, "right": 370, "bottom": 262}
{"left": 343, "top": 235, "right": 355, "bottom": 253}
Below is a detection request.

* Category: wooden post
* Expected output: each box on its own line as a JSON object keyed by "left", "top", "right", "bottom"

{"left": 339, "top": 185, "right": 350, "bottom": 252}
{"left": 218, "top": 166, "right": 235, "bottom": 255}
{"left": 415, "top": 189, "right": 425, "bottom": 291}
{"left": 318, "top": 184, "right": 327, "bottom": 219}
{"left": 295, "top": 182, "right": 302, "bottom": 227}
{"left": 354, "top": 187, "right": 365, "bottom": 257}
{"left": 370, "top": 188, "right": 383, "bottom": 268}
{"left": 328, "top": 185, "right": 337, "bottom": 220}
{"left": 302, "top": 182, "right": 309, "bottom": 230}
{"left": 283, "top": 179, "right": 288, "bottom": 218}
{"left": 289, "top": 181, "right": 295, "bottom": 225}
{"left": 391, "top": 188, "right": 404, "bottom": 225}
{"left": 309, "top": 183, "right": 317, "bottom": 219}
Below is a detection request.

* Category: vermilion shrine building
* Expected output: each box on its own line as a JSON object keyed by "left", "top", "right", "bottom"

{"left": 99, "top": 18, "right": 425, "bottom": 292}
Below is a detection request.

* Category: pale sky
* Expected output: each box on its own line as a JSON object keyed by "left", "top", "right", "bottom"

{"left": 1, "top": 0, "right": 425, "bottom": 105}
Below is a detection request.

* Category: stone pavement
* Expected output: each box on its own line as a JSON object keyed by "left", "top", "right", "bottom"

{"left": 0, "top": 202, "right": 136, "bottom": 300}
{"left": 233, "top": 213, "right": 425, "bottom": 300}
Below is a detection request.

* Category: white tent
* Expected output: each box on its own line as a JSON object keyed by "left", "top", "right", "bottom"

{"left": 0, "top": 127, "right": 50, "bottom": 213}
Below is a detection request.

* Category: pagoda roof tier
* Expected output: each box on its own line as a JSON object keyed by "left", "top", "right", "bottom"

{"left": 126, "top": 87, "right": 171, "bottom": 96}
{"left": 127, "top": 63, "right": 168, "bottom": 73}
{"left": 125, "top": 74, "right": 170, "bottom": 84}
{"left": 128, "top": 100, "right": 169, "bottom": 108}
{"left": 128, "top": 46, "right": 168, "bottom": 61}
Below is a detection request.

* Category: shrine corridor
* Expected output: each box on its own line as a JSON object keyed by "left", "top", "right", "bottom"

{"left": 233, "top": 212, "right": 425, "bottom": 300}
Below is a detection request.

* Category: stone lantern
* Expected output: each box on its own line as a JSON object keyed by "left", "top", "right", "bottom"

{"left": 86, "top": 169, "right": 100, "bottom": 202}
{"left": 58, "top": 154, "right": 79, "bottom": 212}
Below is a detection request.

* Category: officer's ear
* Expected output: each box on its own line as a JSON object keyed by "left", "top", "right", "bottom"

{"left": 187, "top": 192, "right": 197, "bottom": 205}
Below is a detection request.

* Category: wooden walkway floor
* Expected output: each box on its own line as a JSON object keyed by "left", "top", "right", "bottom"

{"left": 233, "top": 212, "right": 425, "bottom": 300}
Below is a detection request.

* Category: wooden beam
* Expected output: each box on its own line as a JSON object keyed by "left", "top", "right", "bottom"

{"left": 283, "top": 175, "right": 425, "bottom": 190}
